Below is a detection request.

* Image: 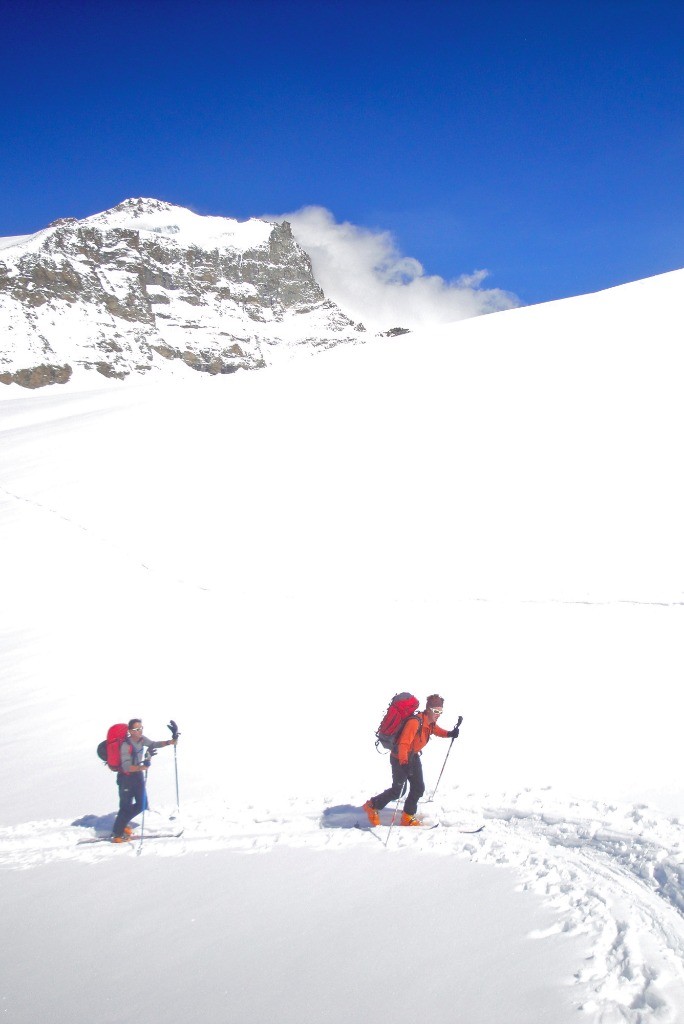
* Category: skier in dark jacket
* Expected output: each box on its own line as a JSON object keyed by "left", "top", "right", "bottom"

{"left": 111, "top": 719, "right": 177, "bottom": 842}
{"left": 363, "top": 695, "right": 459, "bottom": 826}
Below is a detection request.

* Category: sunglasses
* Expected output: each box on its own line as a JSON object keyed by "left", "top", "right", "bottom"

{"left": 428, "top": 707, "right": 443, "bottom": 714}
{"left": 130, "top": 726, "right": 143, "bottom": 732}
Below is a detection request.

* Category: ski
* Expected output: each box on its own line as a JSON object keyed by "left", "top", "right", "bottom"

{"left": 77, "top": 830, "right": 184, "bottom": 845}
{"left": 354, "top": 822, "right": 483, "bottom": 834}
{"left": 441, "top": 823, "right": 486, "bottom": 833}
{"left": 354, "top": 822, "right": 439, "bottom": 832}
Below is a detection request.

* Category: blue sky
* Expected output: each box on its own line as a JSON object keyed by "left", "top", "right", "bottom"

{"left": 2, "top": 0, "right": 683, "bottom": 305}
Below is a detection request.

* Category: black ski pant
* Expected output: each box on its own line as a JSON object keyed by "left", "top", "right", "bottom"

{"left": 112, "top": 772, "right": 145, "bottom": 837}
{"left": 371, "top": 755, "right": 425, "bottom": 817}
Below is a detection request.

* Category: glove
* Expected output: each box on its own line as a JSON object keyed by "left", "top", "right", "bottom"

{"left": 449, "top": 726, "right": 460, "bottom": 739}
{"left": 142, "top": 758, "right": 151, "bottom": 769}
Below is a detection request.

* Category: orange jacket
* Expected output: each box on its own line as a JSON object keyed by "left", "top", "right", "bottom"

{"left": 395, "top": 713, "right": 450, "bottom": 764}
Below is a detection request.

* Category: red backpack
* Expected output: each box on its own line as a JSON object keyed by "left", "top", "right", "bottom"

{"left": 96, "top": 723, "right": 130, "bottom": 772}
{"left": 375, "top": 693, "right": 419, "bottom": 751}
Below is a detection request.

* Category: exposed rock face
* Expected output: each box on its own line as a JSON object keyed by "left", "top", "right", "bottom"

{"left": 0, "top": 363, "right": 72, "bottom": 389}
{"left": 0, "top": 198, "right": 366, "bottom": 387}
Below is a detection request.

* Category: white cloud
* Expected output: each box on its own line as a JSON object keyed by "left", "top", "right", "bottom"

{"left": 271, "top": 206, "right": 519, "bottom": 332}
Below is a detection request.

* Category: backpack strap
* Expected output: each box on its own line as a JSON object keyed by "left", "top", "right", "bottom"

{"left": 393, "top": 712, "right": 421, "bottom": 758}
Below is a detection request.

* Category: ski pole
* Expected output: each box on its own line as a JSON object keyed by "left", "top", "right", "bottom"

{"left": 167, "top": 720, "right": 180, "bottom": 817}
{"left": 384, "top": 779, "right": 407, "bottom": 848}
{"left": 431, "top": 715, "right": 463, "bottom": 801}
{"left": 137, "top": 758, "right": 150, "bottom": 857}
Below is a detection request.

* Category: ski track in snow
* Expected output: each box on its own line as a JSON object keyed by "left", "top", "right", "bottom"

{"left": 1, "top": 788, "right": 682, "bottom": 1023}
{"left": 7, "top": 479, "right": 684, "bottom": 610}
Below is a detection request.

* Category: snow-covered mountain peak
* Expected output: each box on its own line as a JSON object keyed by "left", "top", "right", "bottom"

{"left": 0, "top": 198, "right": 364, "bottom": 388}
{"left": 85, "top": 197, "right": 276, "bottom": 252}
{"left": 107, "top": 196, "right": 177, "bottom": 217}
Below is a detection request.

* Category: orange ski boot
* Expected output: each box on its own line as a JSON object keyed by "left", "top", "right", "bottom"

{"left": 363, "top": 801, "right": 380, "bottom": 827}
{"left": 400, "top": 812, "right": 421, "bottom": 827}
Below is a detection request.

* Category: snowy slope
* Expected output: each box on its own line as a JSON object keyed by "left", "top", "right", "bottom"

{"left": 0, "top": 267, "right": 683, "bottom": 1023}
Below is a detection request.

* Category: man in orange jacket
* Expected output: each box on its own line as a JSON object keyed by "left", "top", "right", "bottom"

{"left": 364, "top": 694, "right": 459, "bottom": 826}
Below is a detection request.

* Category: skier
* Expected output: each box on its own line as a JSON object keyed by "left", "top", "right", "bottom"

{"left": 363, "top": 695, "right": 459, "bottom": 826}
{"left": 111, "top": 719, "right": 177, "bottom": 843}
